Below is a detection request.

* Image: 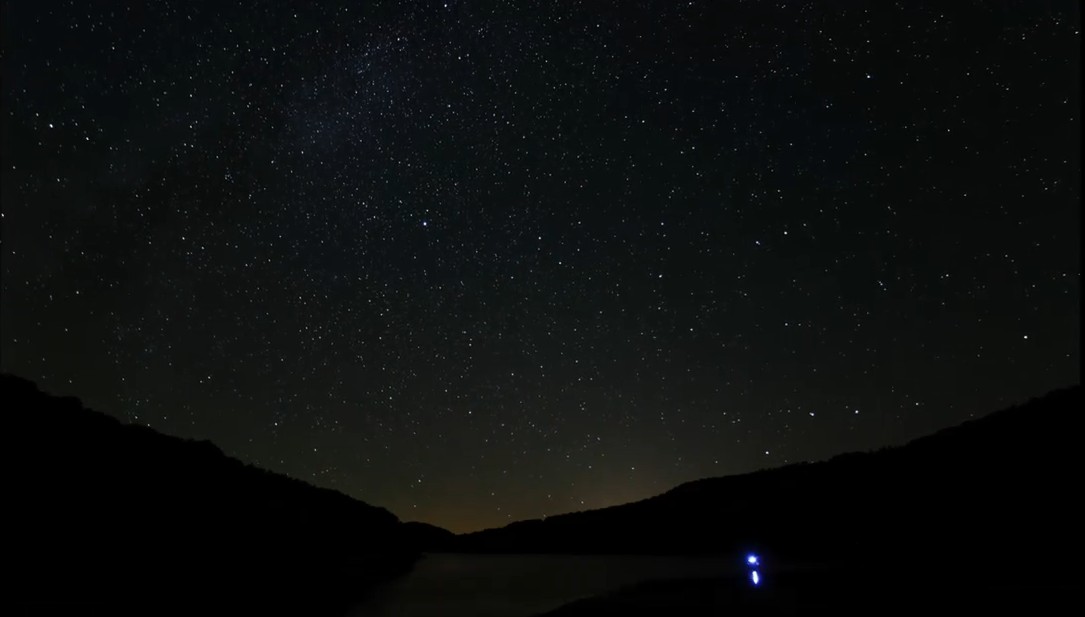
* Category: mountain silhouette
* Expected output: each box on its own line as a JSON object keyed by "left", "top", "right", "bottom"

{"left": 4, "top": 373, "right": 442, "bottom": 616}
{"left": 401, "top": 521, "right": 458, "bottom": 552}
{"left": 454, "top": 386, "right": 1081, "bottom": 589}
{"left": 9, "top": 372, "right": 1080, "bottom": 614}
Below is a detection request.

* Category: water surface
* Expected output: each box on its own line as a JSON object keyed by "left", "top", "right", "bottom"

{"left": 349, "top": 553, "right": 740, "bottom": 617}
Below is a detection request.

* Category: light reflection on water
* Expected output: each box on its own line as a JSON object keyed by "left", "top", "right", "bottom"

{"left": 349, "top": 553, "right": 741, "bottom": 617}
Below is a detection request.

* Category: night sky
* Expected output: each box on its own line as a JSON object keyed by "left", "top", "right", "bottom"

{"left": 1, "top": 1, "right": 1079, "bottom": 533}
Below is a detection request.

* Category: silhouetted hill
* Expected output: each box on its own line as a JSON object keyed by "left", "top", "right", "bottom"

{"left": 402, "top": 521, "right": 458, "bottom": 552}
{"left": 458, "top": 386, "right": 1082, "bottom": 587}
{"left": 4, "top": 374, "right": 437, "bottom": 615}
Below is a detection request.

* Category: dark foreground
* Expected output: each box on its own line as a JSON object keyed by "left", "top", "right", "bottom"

{"left": 538, "top": 565, "right": 1079, "bottom": 617}
{"left": 9, "top": 374, "right": 1082, "bottom": 615}
{"left": 6, "top": 373, "right": 421, "bottom": 617}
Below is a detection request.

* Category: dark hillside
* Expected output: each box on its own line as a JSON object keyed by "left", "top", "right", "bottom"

{"left": 458, "top": 386, "right": 1082, "bottom": 587}
{"left": 4, "top": 373, "right": 428, "bottom": 615}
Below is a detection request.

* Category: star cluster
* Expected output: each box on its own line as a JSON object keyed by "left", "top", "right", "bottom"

{"left": 1, "top": 1, "right": 1079, "bottom": 532}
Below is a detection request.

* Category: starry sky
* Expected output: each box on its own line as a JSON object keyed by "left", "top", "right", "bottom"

{"left": 1, "top": 1, "right": 1079, "bottom": 533}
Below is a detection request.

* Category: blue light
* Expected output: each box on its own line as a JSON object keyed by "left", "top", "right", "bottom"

{"left": 745, "top": 553, "right": 762, "bottom": 587}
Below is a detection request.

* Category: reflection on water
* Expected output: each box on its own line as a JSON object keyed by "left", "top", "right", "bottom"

{"left": 349, "top": 553, "right": 740, "bottom": 617}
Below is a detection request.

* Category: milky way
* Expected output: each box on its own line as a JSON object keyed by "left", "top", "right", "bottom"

{"left": 1, "top": 1, "right": 1079, "bottom": 532}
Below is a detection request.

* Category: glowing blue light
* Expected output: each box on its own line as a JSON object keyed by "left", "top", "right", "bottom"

{"left": 751, "top": 570, "right": 760, "bottom": 585}
{"left": 746, "top": 554, "right": 759, "bottom": 566}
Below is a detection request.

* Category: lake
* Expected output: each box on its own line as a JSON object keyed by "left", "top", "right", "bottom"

{"left": 347, "top": 553, "right": 742, "bottom": 617}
